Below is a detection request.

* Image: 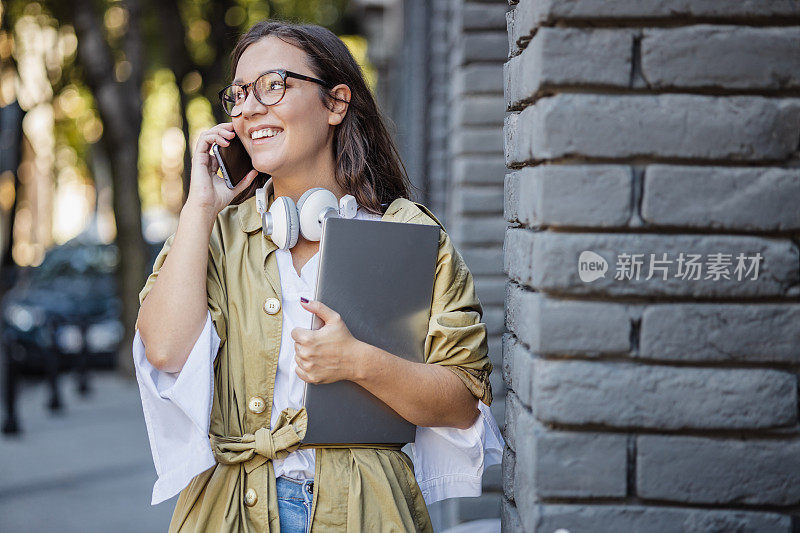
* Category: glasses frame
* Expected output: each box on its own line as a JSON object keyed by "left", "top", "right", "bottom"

{"left": 218, "top": 69, "right": 332, "bottom": 117}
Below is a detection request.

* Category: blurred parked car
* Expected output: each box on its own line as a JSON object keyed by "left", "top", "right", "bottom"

{"left": 1, "top": 236, "right": 163, "bottom": 433}
{"left": 1, "top": 240, "right": 123, "bottom": 373}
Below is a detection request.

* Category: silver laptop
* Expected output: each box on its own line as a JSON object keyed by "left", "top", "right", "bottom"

{"left": 301, "top": 216, "right": 440, "bottom": 445}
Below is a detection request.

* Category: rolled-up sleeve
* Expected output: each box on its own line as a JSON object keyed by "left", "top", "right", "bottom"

{"left": 132, "top": 311, "right": 219, "bottom": 504}
{"left": 411, "top": 399, "right": 504, "bottom": 505}
{"left": 424, "top": 229, "right": 493, "bottom": 407}
{"left": 133, "top": 223, "right": 231, "bottom": 504}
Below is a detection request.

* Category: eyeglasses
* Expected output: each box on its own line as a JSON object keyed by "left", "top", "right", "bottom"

{"left": 218, "top": 69, "right": 332, "bottom": 117}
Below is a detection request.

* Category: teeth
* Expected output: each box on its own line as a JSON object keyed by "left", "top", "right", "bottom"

{"left": 251, "top": 127, "right": 281, "bottom": 139}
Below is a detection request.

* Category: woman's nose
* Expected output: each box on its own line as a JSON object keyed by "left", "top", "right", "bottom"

{"left": 240, "top": 87, "right": 267, "bottom": 118}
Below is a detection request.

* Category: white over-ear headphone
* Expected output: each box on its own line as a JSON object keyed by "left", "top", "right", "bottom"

{"left": 254, "top": 178, "right": 359, "bottom": 250}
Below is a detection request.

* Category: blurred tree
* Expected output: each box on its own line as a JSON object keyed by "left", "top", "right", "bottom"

{"left": 43, "top": 0, "right": 147, "bottom": 375}
{"left": 0, "top": 11, "right": 23, "bottom": 278}
{"left": 151, "top": 0, "right": 237, "bottom": 198}
{"left": 1, "top": 0, "right": 356, "bottom": 375}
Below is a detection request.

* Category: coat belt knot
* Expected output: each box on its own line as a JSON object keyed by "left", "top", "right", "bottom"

{"left": 210, "top": 407, "right": 308, "bottom": 473}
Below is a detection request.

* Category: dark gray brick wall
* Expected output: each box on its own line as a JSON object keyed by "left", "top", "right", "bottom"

{"left": 502, "top": 0, "right": 800, "bottom": 531}
{"left": 519, "top": 505, "right": 792, "bottom": 533}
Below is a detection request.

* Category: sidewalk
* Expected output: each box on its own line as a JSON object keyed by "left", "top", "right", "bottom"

{"left": 0, "top": 369, "right": 501, "bottom": 532}
{"left": 0, "top": 370, "right": 175, "bottom": 532}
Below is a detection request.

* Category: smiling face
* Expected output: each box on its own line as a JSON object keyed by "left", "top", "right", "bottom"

{"left": 231, "top": 36, "right": 344, "bottom": 184}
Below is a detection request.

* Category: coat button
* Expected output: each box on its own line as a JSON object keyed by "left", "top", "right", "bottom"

{"left": 264, "top": 297, "right": 281, "bottom": 315}
{"left": 248, "top": 396, "right": 266, "bottom": 414}
{"left": 244, "top": 488, "right": 258, "bottom": 507}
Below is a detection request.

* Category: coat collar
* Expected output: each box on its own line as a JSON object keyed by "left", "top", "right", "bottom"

{"left": 237, "top": 179, "right": 272, "bottom": 233}
{"left": 232, "top": 180, "right": 444, "bottom": 312}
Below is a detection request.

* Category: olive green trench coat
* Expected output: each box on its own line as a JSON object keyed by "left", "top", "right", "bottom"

{"left": 139, "top": 190, "right": 493, "bottom": 532}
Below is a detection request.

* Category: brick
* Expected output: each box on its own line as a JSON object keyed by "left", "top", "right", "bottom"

{"left": 507, "top": 3, "right": 532, "bottom": 57}
{"left": 505, "top": 28, "right": 632, "bottom": 106}
{"left": 483, "top": 306, "right": 505, "bottom": 336}
{"left": 504, "top": 282, "right": 631, "bottom": 356}
{"left": 504, "top": 175, "right": 521, "bottom": 224}
{"left": 638, "top": 435, "right": 800, "bottom": 505}
{"left": 642, "top": 165, "right": 800, "bottom": 232}
{"left": 510, "top": 397, "right": 535, "bottom": 510}
{"left": 487, "top": 335, "right": 503, "bottom": 366}
{"left": 489, "top": 389, "right": 505, "bottom": 427}
{"left": 501, "top": 332, "right": 515, "bottom": 388}
{"left": 505, "top": 229, "right": 800, "bottom": 298}
{"left": 504, "top": 94, "right": 800, "bottom": 163}
{"left": 527, "top": 504, "right": 791, "bottom": 533}
{"left": 451, "top": 185, "right": 504, "bottom": 216}
{"left": 450, "top": 215, "right": 507, "bottom": 246}
{"left": 452, "top": 156, "right": 507, "bottom": 185}
{"left": 489, "top": 364, "right": 505, "bottom": 396}
{"left": 642, "top": 26, "right": 800, "bottom": 89}
{"left": 428, "top": 83, "right": 448, "bottom": 103}
{"left": 511, "top": 0, "right": 800, "bottom": 37}
{"left": 428, "top": 103, "right": 449, "bottom": 125}
{"left": 463, "top": 2, "right": 510, "bottom": 31}
{"left": 455, "top": 494, "right": 501, "bottom": 522}
{"left": 509, "top": 337, "right": 534, "bottom": 407}
{"left": 454, "top": 64, "right": 505, "bottom": 96}
{"left": 503, "top": 113, "right": 521, "bottom": 163}
{"left": 474, "top": 275, "right": 506, "bottom": 306}
{"left": 502, "top": 446, "right": 515, "bottom": 502}
{"left": 506, "top": 9, "right": 519, "bottom": 56}
{"left": 459, "top": 32, "right": 510, "bottom": 64}
{"left": 504, "top": 108, "right": 534, "bottom": 162}
{"left": 534, "top": 359, "right": 797, "bottom": 429}
{"left": 461, "top": 246, "right": 504, "bottom": 275}
{"left": 640, "top": 303, "right": 800, "bottom": 364}
{"left": 503, "top": 390, "right": 522, "bottom": 452}
{"left": 515, "top": 424, "right": 628, "bottom": 499}
{"left": 505, "top": 165, "right": 632, "bottom": 227}
{"left": 500, "top": 498, "right": 523, "bottom": 533}
{"left": 454, "top": 95, "right": 506, "bottom": 126}
{"left": 453, "top": 126, "right": 505, "bottom": 155}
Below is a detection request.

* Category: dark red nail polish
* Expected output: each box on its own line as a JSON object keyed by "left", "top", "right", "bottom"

{"left": 300, "top": 297, "right": 309, "bottom": 303}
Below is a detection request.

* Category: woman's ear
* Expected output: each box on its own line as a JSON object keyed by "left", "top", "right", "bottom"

{"left": 327, "top": 84, "right": 351, "bottom": 126}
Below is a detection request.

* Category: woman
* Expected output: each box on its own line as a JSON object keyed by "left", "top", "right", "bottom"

{"left": 134, "top": 20, "right": 501, "bottom": 532}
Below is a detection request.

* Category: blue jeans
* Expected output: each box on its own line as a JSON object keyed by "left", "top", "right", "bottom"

{"left": 276, "top": 476, "right": 314, "bottom": 533}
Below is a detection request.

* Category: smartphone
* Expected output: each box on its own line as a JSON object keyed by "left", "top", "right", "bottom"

{"left": 212, "top": 133, "right": 252, "bottom": 189}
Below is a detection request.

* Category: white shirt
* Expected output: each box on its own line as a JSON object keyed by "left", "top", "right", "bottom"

{"left": 268, "top": 218, "right": 319, "bottom": 480}
{"left": 133, "top": 207, "right": 504, "bottom": 505}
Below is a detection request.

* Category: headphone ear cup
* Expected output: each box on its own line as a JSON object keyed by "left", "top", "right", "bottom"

{"left": 284, "top": 196, "right": 300, "bottom": 249}
{"left": 269, "top": 196, "right": 300, "bottom": 249}
{"left": 297, "top": 188, "right": 338, "bottom": 241}
{"left": 296, "top": 187, "right": 324, "bottom": 213}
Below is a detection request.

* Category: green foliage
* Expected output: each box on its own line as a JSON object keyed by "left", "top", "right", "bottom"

{"left": 3, "top": 0, "right": 361, "bottom": 214}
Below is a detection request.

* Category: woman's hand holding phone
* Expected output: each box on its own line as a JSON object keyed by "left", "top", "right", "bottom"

{"left": 186, "top": 122, "right": 258, "bottom": 218}
{"left": 139, "top": 122, "right": 257, "bottom": 374}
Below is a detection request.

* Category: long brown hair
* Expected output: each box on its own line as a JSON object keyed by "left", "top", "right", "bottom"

{"left": 228, "top": 20, "right": 416, "bottom": 213}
